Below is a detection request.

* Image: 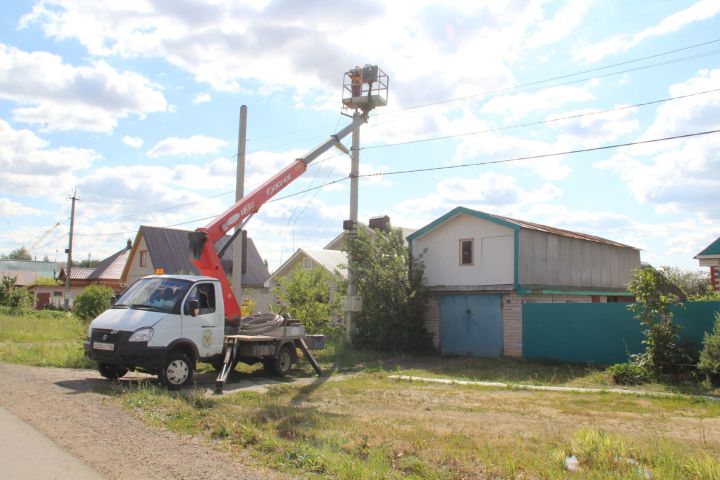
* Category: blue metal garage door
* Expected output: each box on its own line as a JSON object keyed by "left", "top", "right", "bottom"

{"left": 440, "top": 294, "right": 502, "bottom": 357}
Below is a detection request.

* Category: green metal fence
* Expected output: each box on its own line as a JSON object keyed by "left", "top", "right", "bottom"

{"left": 522, "top": 301, "right": 720, "bottom": 365}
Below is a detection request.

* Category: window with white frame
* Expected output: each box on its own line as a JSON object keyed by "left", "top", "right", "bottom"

{"left": 302, "top": 257, "right": 314, "bottom": 269}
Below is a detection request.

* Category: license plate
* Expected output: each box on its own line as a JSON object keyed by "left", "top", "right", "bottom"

{"left": 93, "top": 342, "right": 114, "bottom": 351}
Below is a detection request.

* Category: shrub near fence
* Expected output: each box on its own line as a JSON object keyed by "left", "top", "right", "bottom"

{"left": 522, "top": 301, "right": 720, "bottom": 365}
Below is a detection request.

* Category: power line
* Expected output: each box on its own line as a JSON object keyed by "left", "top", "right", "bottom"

{"left": 374, "top": 37, "right": 720, "bottom": 117}
{"left": 362, "top": 87, "right": 720, "bottom": 150}
{"left": 68, "top": 128, "right": 720, "bottom": 238}
{"left": 357, "top": 128, "right": 720, "bottom": 178}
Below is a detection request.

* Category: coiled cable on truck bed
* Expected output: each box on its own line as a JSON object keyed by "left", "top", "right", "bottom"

{"left": 237, "top": 312, "right": 286, "bottom": 335}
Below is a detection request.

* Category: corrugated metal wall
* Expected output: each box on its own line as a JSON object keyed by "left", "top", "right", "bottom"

{"left": 518, "top": 230, "right": 640, "bottom": 289}
{"left": 523, "top": 301, "right": 720, "bottom": 364}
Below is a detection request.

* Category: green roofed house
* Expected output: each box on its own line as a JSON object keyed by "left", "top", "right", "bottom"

{"left": 694, "top": 236, "right": 720, "bottom": 292}
{"left": 407, "top": 207, "right": 641, "bottom": 358}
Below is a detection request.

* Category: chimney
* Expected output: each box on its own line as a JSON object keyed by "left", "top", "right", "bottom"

{"left": 368, "top": 215, "right": 390, "bottom": 232}
{"left": 126, "top": 239, "right": 132, "bottom": 250}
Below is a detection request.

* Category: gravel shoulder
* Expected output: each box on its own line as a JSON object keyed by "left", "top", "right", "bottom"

{"left": 0, "top": 362, "right": 289, "bottom": 480}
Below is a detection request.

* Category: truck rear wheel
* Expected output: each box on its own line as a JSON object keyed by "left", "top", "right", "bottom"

{"left": 160, "top": 352, "right": 193, "bottom": 390}
{"left": 263, "top": 344, "right": 294, "bottom": 376}
{"left": 98, "top": 363, "right": 128, "bottom": 380}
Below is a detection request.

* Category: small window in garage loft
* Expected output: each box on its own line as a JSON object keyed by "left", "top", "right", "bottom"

{"left": 139, "top": 250, "right": 148, "bottom": 267}
{"left": 460, "top": 239, "right": 473, "bottom": 266}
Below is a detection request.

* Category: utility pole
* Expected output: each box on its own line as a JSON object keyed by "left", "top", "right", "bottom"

{"left": 63, "top": 190, "right": 78, "bottom": 312}
{"left": 231, "top": 105, "right": 247, "bottom": 302}
{"left": 345, "top": 110, "right": 362, "bottom": 343}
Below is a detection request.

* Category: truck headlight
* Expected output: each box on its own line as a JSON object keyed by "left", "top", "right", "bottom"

{"left": 129, "top": 328, "right": 153, "bottom": 342}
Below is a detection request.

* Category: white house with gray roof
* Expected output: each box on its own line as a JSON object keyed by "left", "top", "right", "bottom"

{"left": 407, "top": 207, "right": 641, "bottom": 358}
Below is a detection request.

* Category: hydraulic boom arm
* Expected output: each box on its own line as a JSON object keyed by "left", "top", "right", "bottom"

{"left": 189, "top": 114, "right": 367, "bottom": 323}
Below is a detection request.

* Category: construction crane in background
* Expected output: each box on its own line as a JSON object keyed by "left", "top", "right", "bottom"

{"left": 27, "top": 222, "right": 62, "bottom": 257}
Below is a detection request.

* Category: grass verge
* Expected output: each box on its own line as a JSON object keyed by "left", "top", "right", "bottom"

{"left": 0, "top": 311, "right": 93, "bottom": 368}
{"left": 115, "top": 372, "right": 720, "bottom": 479}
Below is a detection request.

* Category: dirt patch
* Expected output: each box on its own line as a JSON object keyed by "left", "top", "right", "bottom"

{"left": 0, "top": 362, "right": 290, "bottom": 480}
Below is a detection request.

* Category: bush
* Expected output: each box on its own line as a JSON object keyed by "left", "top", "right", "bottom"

{"left": 73, "top": 285, "right": 114, "bottom": 322}
{"left": 7, "top": 287, "right": 33, "bottom": 314}
{"left": 698, "top": 312, "right": 720, "bottom": 384}
{"left": 607, "top": 363, "right": 651, "bottom": 385}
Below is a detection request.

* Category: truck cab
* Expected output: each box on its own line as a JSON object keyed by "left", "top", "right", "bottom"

{"left": 85, "top": 275, "right": 225, "bottom": 388}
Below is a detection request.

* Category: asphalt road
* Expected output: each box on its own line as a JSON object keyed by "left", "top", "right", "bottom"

{"left": 0, "top": 405, "right": 104, "bottom": 479}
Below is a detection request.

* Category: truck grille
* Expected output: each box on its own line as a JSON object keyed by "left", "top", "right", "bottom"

{"left": 91, "top": 329, "right": 124, "bottom": 343}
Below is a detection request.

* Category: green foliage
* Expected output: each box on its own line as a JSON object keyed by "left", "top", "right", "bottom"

{"left": 0, "top": 247, "right": 32, "bottom": 260}
{"left": 0, "top": 275, "right": 33, "bottom": 314}
{"left": 627, "top": 266, "right": 690, "bottom": 375}
{"left": 30, "top": 276, "right": 60, "bottom": 286}
{"left": 348, "top": 226, "right": 432, "bottom": 353}
{"left": 273, "top": 265, "right": 344, "bottom": 340}
{"left": 698, "top": 312, "right": 720, "bottom": 383}
{"left": 73, "top": 258, "right": 100, "bottom": 268}
{"left": 660, "top": 266, "right": 713, "bottom": 299}
{"left": 607, "top": 363, "right": 651, "bottom": 385}
{"left": 73, "top": 284, "right": 114, "bottom": 322}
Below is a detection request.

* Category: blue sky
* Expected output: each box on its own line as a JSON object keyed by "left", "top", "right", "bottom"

{"left": 1, "top": 0, "right": 719, "bottom": 272}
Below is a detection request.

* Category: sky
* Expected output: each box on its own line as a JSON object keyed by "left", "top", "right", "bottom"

{"left": 1, "top": 0, "right": 719, "bottom": 274}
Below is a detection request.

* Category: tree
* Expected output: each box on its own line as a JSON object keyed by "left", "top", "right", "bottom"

{"left": 73, "top": 284, "right": 114, "bottom": 322}
{"left": 73, "top": 259, "right": 100, "bottom": 268}
{"left": 698, "top": 312, "right": 720, "bottom": 383}
{"left": 273, "top": 266, "right": 344, "bottom": 341}
{"left": 0, "top": 275, "right": 33, "bottom": 312}
{"left": 627, "top": 266, "right": 690, "bottom": 375}
{"left": 347, "top": 225, "right": 432, "bottom": 353}
{"left": 660, "top": 266, "right": 713, "bottom": 299}
{"left": 1, "top": 247, "right": 32, "bottom": 260}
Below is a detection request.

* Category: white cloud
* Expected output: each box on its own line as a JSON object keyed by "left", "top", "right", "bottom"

{"left": 193, "top": 93, "right": 212, "bottom": 103}
{"left": 574, "top": 0, "right": 720, "bottom": 63}
{"left": 122, "top": 136, "right": 144, "bottom": 148}
{"left": 16, "top": 1, "right": 589, "bottom": 110}
{"left": 595, "top": 71, "right": 720, "bottom": 221}
{"left": 0, "top": 199, "right": 44, "bottom": 216}
{"left": 0, "top": 119, "right": 98, "bottom": 197}
{"left": 525, "top": 0, "right": 593, "bottom": 49}
{"left": 546, "top": 106, "right": 640, "bottom": 146}
{"left": 146, "top": 135, "right": 228, "bottom": 158}
{"left": 0, "top": 44, "right": 167, "bottom": 133}
{"left": 481, "top": 85, "right": 594, "bottom": 122}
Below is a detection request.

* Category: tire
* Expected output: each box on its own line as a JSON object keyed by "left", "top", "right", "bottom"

{"left": 263, "top": 344, "right": 295, "bottom": 376}
{"left": 98, "top": 363, "right": 128, "bottom": 380}
{"left": 159, "top": 352, "right": 194, "bottom": 390}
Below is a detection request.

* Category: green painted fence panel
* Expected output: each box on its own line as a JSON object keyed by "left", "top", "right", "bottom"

{"left": 522, "top": 301, "right": 720, "bottom": 365}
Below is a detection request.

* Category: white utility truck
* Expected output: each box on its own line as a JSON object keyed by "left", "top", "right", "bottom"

{"left": 84, "top": 65, "right": 389, "bottom": 392}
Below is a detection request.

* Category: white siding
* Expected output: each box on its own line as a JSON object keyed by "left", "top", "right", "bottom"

{"left": 125, "top": 235, "right": 155, "bottom": 285}
{"left": 413, "top": 213, "right": 514, "bottom": 287}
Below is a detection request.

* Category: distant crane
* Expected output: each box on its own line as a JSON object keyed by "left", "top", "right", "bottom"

{"left": 27, "top": 222, "right": 62, "bottom": 257}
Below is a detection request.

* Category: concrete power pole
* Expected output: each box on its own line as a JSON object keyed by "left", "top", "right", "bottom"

{"left": 345, "top": 110, "right": 362, "bottom": 343}
{"left": 231, "top": 105, "right": 247, "bottom": 302}
{"left": 63, "top": 190, "right": 78, "bottom": 311}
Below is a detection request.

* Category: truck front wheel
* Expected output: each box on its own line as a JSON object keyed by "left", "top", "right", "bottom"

{"left": 160, "top": 352, "right": 193, "bottom": 389}
{"left": 98, "top": 363, "right": 128, "bottom": 380}
{"left": 263, "top": 344, "right": 295, "bottom": 376}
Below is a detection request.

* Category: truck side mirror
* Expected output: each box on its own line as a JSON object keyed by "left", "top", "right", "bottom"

{"left": 189, "top": 299, "right": 200, "bottom": 317}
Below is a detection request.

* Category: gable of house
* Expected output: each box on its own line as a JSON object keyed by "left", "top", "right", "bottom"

{"left": 266, "top": 248, "right": 347, "bottom": 288}
{"left": 122, "top": 225, "right": 270, "bottom": 288}
{"left": 408, "top": 206, "right": 640, "bottom": 293}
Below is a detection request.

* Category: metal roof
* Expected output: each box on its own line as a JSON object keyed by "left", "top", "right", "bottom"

{"left": 407, "top": 206, "right": 638, "bottom": 250}
{"left": 695, "top": 237, "right": 720, "bottom": 257}
{"left": 137, "top": 225, "right": 270, "bottom": 287}
{"left": 0, "top": 260, "right": 63, "bottom": 286}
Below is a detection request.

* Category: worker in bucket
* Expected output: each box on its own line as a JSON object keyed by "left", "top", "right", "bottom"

{"left": 350, "top": 67, "right": 362, "bottom": 97}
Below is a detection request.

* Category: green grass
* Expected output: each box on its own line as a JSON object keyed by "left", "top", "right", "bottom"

{"left": 114, "top": 372, "right": 720, "bottom": 479}
{"left": 0, "top": 311, "right": 93, "bottom": 368}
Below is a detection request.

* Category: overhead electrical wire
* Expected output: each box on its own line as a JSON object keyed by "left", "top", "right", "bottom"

{"left": 373, "top": 37, "right": 720, "bottom": 117}
{"left": 362, "top": 87, "right": 720, "bottom": 150}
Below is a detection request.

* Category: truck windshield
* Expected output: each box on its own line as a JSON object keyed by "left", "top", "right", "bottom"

{"left": 114, "top": 278, "right": 193, "bottom": 314}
